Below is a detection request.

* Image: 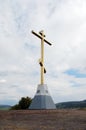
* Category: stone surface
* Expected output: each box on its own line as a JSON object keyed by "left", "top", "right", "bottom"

{"left": 29, "top": 84, "right": 56, "bottom": 109}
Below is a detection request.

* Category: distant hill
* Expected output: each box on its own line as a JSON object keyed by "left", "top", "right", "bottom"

{"left": 0, "top": 105, "right": 11, "bottom": 110}
{"left": 56, "top": 100, "right": 86, "bottom": 109}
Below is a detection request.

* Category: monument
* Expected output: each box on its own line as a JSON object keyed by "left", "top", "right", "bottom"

{"left": 29, "top": 30, "right": 56, "bottom": 109}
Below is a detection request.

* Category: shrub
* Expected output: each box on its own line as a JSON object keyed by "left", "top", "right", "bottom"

{"left": 10, "top": 96, "right": 32, "bottom": 110}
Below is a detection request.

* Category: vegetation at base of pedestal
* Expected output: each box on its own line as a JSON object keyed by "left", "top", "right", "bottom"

{"left": 10, "top": 96, "right": 32, "bottom": 110}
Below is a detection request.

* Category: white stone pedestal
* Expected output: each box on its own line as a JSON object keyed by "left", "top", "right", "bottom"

{"left": 29, "top": 84, "right": 56, "bottom": 109}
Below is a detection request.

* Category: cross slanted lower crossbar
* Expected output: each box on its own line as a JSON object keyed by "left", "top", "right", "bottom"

{"left": 32, "top": 30, "right": 52, "bottom": 85}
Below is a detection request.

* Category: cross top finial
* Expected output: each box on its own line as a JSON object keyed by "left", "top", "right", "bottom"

{"left": 39, "top": 30, "right": 45, "bottom": 37}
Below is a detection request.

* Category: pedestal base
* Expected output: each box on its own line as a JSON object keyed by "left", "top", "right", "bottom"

{"left": 29, "top": 84, "right": 56, "bottom": 109}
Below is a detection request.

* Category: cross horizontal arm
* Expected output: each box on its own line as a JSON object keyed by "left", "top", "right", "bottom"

{"left": 32, "top": 30, "right": 52, "bottom": 46}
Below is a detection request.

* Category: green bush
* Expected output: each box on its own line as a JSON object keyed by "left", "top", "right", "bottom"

{"left": 10, "top": 96, "right": 32, "bottom": 110}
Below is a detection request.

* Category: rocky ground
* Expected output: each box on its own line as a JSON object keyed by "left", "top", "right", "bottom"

{"left": 0, "top": 109, "right": 86, "bottom": 130}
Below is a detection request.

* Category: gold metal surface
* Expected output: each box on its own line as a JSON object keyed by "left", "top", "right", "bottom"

{"left": 32, "top": 30, "right": 52, "bottom": 85}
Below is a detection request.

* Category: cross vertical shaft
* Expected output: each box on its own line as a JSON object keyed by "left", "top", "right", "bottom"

{"left": 41, "top": 31, "right": 44, "bottom": 84}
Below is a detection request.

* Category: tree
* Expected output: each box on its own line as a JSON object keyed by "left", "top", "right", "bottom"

{"left": 19, "top": 97, "right": 32, "bottom": 109}
{"left": 10, "top": 96, "right": 32, "bottom": 110}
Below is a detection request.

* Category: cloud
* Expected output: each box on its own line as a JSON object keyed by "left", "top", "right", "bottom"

{"left": 0, "top": 79, "right": 6, "bottom": 83}
{"left": 0, "top": 0, "right": 86, "bottom": 105}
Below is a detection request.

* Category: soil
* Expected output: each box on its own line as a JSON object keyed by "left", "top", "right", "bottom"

{"left": 0, "top": 109, "right": 86, "bottom": 130}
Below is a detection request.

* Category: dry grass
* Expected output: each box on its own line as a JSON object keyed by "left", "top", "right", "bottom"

{"left": 0, "top": 109, "right": 86, "bottom": 130}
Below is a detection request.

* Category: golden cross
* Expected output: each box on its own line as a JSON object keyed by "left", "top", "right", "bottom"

{"left": 32, "top": 30, "right": 52, "bottom": 85}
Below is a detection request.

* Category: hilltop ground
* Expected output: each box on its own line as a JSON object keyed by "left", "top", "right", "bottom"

{"left": 0, "top": 109, "right": 86, "bottom": 130}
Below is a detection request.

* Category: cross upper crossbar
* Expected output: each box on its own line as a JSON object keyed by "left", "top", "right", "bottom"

{"left": 32, "top": 30, "right": 52, "bottom": 46}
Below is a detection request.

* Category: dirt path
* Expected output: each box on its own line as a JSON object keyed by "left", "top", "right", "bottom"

{"left": 0, "top": 109, "right": 86, "bottom": 130}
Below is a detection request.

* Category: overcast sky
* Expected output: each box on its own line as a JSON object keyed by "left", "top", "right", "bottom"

{"left": 0, "top": 0, "right": 86, "bottom": 105}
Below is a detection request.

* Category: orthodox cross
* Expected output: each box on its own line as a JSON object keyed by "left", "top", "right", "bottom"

{"left": 32, "top": 30, "right": 52, "bottom": 85}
